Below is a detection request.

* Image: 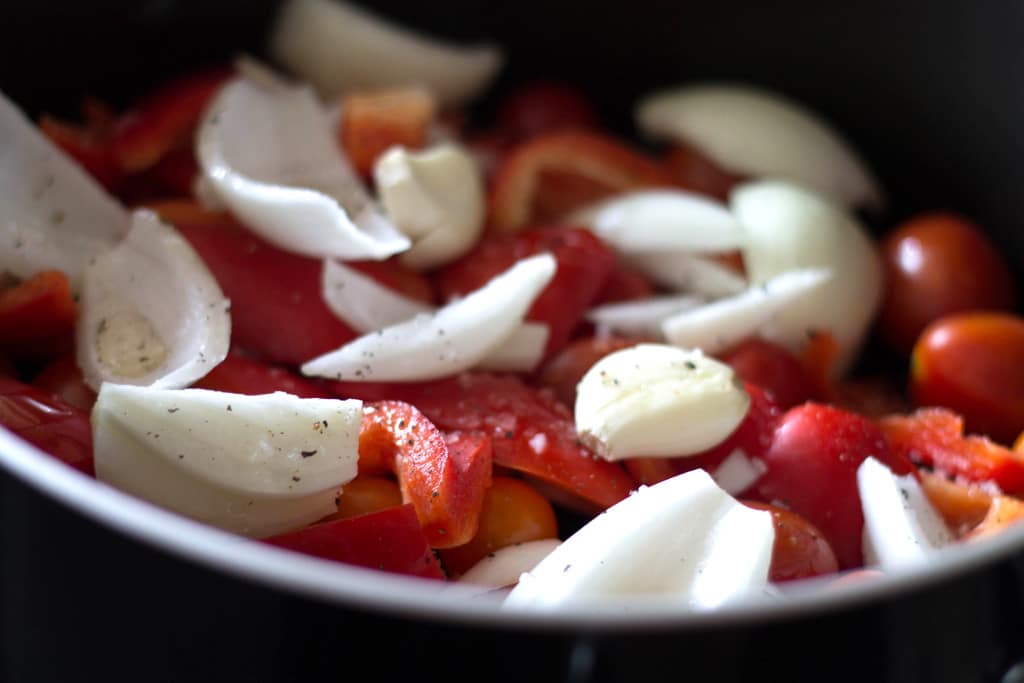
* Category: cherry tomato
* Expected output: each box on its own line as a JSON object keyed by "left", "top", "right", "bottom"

{"left": 31, "top": 355, "right": 96, "bottom": 413}
{"left": 339, "top": 87, "right": 437, "bottom": 178}
{"left": 879, "top": 407, "right": 1024, "bottom": 495}
{"left": 742, "top": 501, "right": 839, "bottom": 582}
{"left": 190, "top": 352, "right": 332, "bottom": 398}
{"left": 661, "top": 143, "right": 744, "bottom": 202}
{"left": 911, "top": 312, "right": 1024, "bottom": 444}
{"left": 439, "top": 476, "right": 558, "bottom": 578}
{"left": 0, "top": 270, "right": 77, "bottom": 363}
{"left": 263, "top": 503, "right": 445, "bottom": 579}
{"left": 0, "top": 376, "right": 93, "bottom": 475}
{"left": 437, "top": 226, "right": 616, "bottom": 357}
{"left": 720, "top": 338, "right": 813, "bottom": 410}
{"left": 323, "top": 476, "right": 403, "bottom": 521}
{"left": 538, "top": 335, "right": 647, "bottom": 409}
{"left": 494, "top": 80, "right": 600, "bottom": 142}
{"left": 751, "top": 403, "right": 915, "bottom": 568}
{"left": 878, "top": 212, "right": 1015, "bottom": 354}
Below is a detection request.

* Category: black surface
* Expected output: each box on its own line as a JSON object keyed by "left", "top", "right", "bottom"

{"left": 4, "top": 1, "right": 1024, "bottom": 681}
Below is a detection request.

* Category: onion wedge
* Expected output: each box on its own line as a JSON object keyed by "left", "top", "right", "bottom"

{"left": 302, "top": 253, "right": 556, "bottom": 381}
{"left": 270, "top": 0, "right": 503, "bottom": 108}
{"left": 77, "top": 210, "right": 231, "bottom": 391}
{"left": 586, "top": 294, "right": 704, "bottom": 339}
{"left": 625, "top": 252, "right": 747, "bottom": 298}
{"left": 0, "top": 90, "right": 128, "bottom": 291}
{"left": 636, "top": 84, "right": 884, "bottom": 210}
{"left": 458, "top": 539, "right": 562, "bottom": 589}
{"left": 196, "top": 77, "right": 409, "bottom": 260}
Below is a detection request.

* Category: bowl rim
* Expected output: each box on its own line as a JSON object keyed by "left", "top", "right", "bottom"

{"left": 3, "top": 425, "right": 1022, "bottom": 631}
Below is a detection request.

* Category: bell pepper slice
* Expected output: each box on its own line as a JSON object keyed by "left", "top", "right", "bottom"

{"left": 38, "top": 115, "right": 124, "bottom": 191}
{"left": 0, "top": 270, "right": 76, "bottom": 362}
{"left": 0, "top": 376, "right": 93, "bottom": 475}
{"left": 339, "top": 87, "right": 437, "bottom": 178}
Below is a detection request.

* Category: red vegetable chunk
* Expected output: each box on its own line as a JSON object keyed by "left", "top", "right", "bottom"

{"left": 0, "top": 377, "right": 93, "bottom": 475}
{"left": 0, "top": 270, "right": 77, "bottom": 363}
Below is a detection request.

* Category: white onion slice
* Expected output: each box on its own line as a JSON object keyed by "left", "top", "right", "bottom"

{"left": 710, "top": 449, "right": 767, "bottom": 496}
{"left": 858, "top": 456, "right": 952, "bottom": 570}
{"left": 635, "top": 84, "right": 884, "bottom": 210}
{"left": 661, "top": 268, "right": 832, "bottom": 356}
{"left": 731, "top": 180, "right": 882, "bottom": 374}
{"left": 570, "top": 190, "right": 745, "bottom": 254}
{"left": 474, "top": 322, "right": 549, "bottom": 372}
{"left": 196, "top": 77, "right": 409, "bottom": 260}
{"left": 504, "top": 470, "right": 774, "bottom": 609}
{"left": 0, "top": 91, "right": 128, "bottom": 291}
{"left": 586, "top": 294, "right": 704, "bottom": 339}
{"left": 625, "top": 252, "right": 747, "bottom": 298}
{"left": 270, "top": 0, "right": 503, "bottom": 108}
{"left": 458, "top": 539, "right": 562, "bottom": 589}
{"left": 302, "top": 253, "right": 556, "bottom": 381}
{"left": 321, "top": 258, "right": 433, "bottom": 332}
{"left": 77, "top": 210, "right": 231, "bottom": 391}
{"left": 93, "top": 384, "right": 361, "bottom": 538}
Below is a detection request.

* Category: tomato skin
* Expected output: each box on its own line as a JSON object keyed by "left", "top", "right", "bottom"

{"left": 720, "top": 339, "right": 813, "bottom": 410}
{"left": 437, "top": 226, "right": 616, "bottom": 357}
{"left": 878, "top": 212, "right": 1015, "bottom": 354}
{"left": 879, "top": 408, "right": 1024, "bottom": 495}
{"left": 538, "top": 335, "right": 647, "bottom": 409}
{"left": 0, "top": 376, "right": 94, "bottom": 475}
{"left": 911, "top": 312, "right": 1024, "bottom": 444}
{"left": 495, "top": 80, "right": 600, "bottom": 142}
{"left": 263, "top": 503, "right": 445, "bottom": 579}
{"left": 438, "top": 476, "right": 558, "bottom": 578}
{"left": 742, "top": 501, "right": 839, "bottom": 582}
{"left": 31, "top": 355, "right": 96, "bottom": 413}
{"left": 190, "top": 352, "right": 332, "bottom": 398}
{"left": 751, "top": 403, "right": 914, "bottom": 569}
{"left": 323, "top": 476, "right": 403, "bottom": 521}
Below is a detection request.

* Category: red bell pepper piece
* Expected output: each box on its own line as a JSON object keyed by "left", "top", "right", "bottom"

{"left": 32, "top": 355, "right": 96, "bottom": 413}
{"left": 0, "top": 270, "right": 77, "bottom": 362}
{"left": 38, "top": 115, "right": 124, "bottom": 191}
{"left": 359, "top": 401, "right": 492, "bottom": 548}
{"left": 339, "top": 87, "right": 437, "bottom": 178}
{"left": 190, "top": 352, "right": 333, "bottom": 398}
{"left": 879, "top": 408, "right": 1024, "bottom": 495}
{"left": 0, "top": 376, "right": 93, "bottom": 475}
{"left": 263, "top": 503, "right": 445, "bottom": 579}
{"left": 437, "top": 226, "right": 616, "bottom": 358}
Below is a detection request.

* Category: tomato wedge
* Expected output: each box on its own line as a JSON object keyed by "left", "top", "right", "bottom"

{"left": 263, "top": 503, "right": 445, "bottom": 579}
{"left": 488, "top": 129, "right": 679, "bottom": 232}
{"left": 359, "top": 401, "right": 492, "bottom": 548}
{"left": 0, "top": 270, "right": 76, "bottom": 362}
{"left": 190, "top": 352, "right": 332, "bottom": 398}
{"left": 0, "top": 376, "right": 93, "bottom": 475}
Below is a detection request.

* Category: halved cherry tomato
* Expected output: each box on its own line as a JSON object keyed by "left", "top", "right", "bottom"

{"left": 538, "top": 335, "right": 648, "bottom": 409}
{"left": 488, "top": 130, "right": 680, "bottom": 232}
{"left": 438, "top": 476, "right": 558, "bottom": 578}
{"left": 0, "top": 376, "right": 93, "bottom": 475}
{"left": 190, "top": 352, "right": 332, "bottom": 398}
{"left": 339, "top": 87, "right": 437, "bottom": 178}
{"left": 911, "top": 313, "right": 1024, "bottom": 445}
{"left": 720, "top": 338, "right": 813, "bottom": 410}
{"left": 31, "top": 355, "right": 96, "bottom": 413}
{"left": 743, "top": 500, "right": 839, "bottom": 582}
{"left": 752, "top": 403, "right": 915, "bottom": 568}
{"left": 0, "top": 270, "right": 76, "bottom": 362}
{"left": 359, "top": 402, "right": 492, "bottom": 548}
{"left": 661, "top": 143, "right": 745, "bottom": 202}
{"left": 323, "top": 476, "right": 403, "bottom": 521}
{"left": 38, "top": 115, "right": 123, "bottom": 191}
{"left": 494, "top": 80, "right": 600, "bottom": 142}
{"left": 263, "top": 503, "right": 444, "bottom": 579}
{"left": 437, "top": 226, "right": 616, "bottom": 357}
{"left": 111, "top": 66, "right": 231, "bottom": 172}
{"left": 879, "top": 407, "right": 1024, "bottom": 495}
{"left": 878, "top": 212, "right": 1015, "bottom": 354}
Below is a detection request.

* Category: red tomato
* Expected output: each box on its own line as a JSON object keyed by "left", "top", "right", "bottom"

{"left": 720, "top": 338, "right": 813, "bottom": 410}
{"left": 488, "top": 130, "right": 680, "bottom": 232}
{"left": 0, "top": 376, "right": 93, "bottom": 475}
{"left": 190, "top": 352, "right": 332, "bottom": 398}
{"left": 661, "top": 143, "right": 744, "bottom": 202}
{"left": 359, "top": 401, "right": 493, "bottom": 548}
{"left": 0, "top": 270, "right": 77, "bottom": 362}
{"left": 878, "top": 212, "right": 1015, "bottom": 354}
{"left": 538, "top": 335, "right": 648, "bottom": 409}
{"left": 592, "top": 266, "right": 656, "bottom": 306}
{"left": 263, "top": 503, "right": 445, "bottom": 579}
{"left": 438, "top": 476, "right": 558, "bottom": 578}
{"left": 879, "top": 408, "right": 1024, "bottom": 495}
{"left": 142, "top": 144, "right": 200, "bottom": 197}
{"left": 323, "top": 476, "right": 403, "bottom": 521}
{"left": 911, "top": 312, "right": 1024, "bottom": 444}
{"left": 31, "top": 355, "right": 96, "bottom": 413}
{"left": 751, "top": 403, "right": 915, "bottom": 569}
{"left": 495, "top": 80, "right": 600, "bottom": 142}
{"left": 339, "top": 87, "right": 437, "bottom": 178}
{"left": 742, "top": 501, "right": 840, "bottom": 582}
{"left": 437, "top": 226, "right": 616, "bottom": 357}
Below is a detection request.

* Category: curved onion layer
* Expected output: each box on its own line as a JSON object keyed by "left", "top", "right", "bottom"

{"left": 504, "top": 470, "right": 774, "bottom": 610}
{"left": 0, "top": 91, "right": 128, "bottom": 291}
{"left": 196, "top": 77, "right": 409, "bottom": 260}
{"left": 731, "top": 180, "right": 882, "bottom": 374}
{"left": 77, "top": 210, "right": 231, "bottom": 391}
{"left": 458, "top": 539, "right": 563, "bottom": 589}
{"left": 302, "top": 253, "right": 556, "bottom": 382}
{"left": 93, "top": 384, "right": 361, "bottom": 538}
{"left": 270, "top": 0, "right": 503, "bottom": 108}
{"left": 473, "top": 322, "right": 549, "bottom": 373}
{"left": 570, "top": 190, "right": 745, "bottom": 254}
{"left": 624, "top": 252, "right": 747, "bottom": 299}
{"left": 636, "top": 84, "right": 884, "bottom": 210}
{"left": 661, "top": 268, "right": 832, "bottom": 356}
{"left": 711, "top": 449, "right": 767, "bottom": 496}
{"left": 586, "top": 294, "right": 704, "bottom": 339}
